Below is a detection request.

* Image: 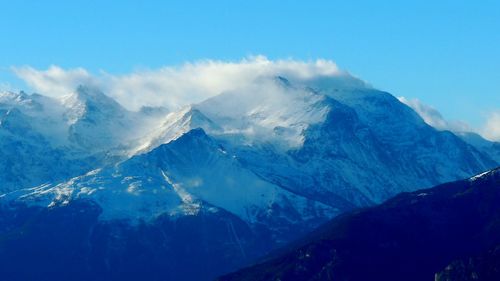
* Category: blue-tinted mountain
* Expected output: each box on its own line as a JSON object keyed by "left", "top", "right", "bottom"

{"left": 219, "top": 168, "right": 500, "bottom": 281}
{"left": 0, "top": 73, "right": 498, "bottom": 280}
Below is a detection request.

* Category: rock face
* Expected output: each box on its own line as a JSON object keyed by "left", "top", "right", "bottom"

{"left": 219, "top": 168, "right": 500, "bottom": 281}
{"left": 0, "top": 73, "right": 498, "bottom": 281}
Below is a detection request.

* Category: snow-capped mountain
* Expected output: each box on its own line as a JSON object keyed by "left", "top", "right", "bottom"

{"left": 6, "top": 128, "right": 336, "bottom": 225}
{"left": 0, "top": 86, "right": 168, "bottom": 193}
{"left": 191, "top": 77, "right": 496, "bottom": 207}
{"left": 0, "top": 73, "right": 498, "bottom": 281}
{"left": 0, "top": 91, "right": 95, "bottom": 192}
{"left": 61, "top": 85, "right": 169, "bottom": 154}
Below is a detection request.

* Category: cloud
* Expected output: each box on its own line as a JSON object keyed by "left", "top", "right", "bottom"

{"left": 13, "top": 65, "right": 97, "bottom": 98}
{"left": 397, "top": 97, "right": 470, "bottom": 132}
{"left": 399, "top": 96, "right": 500, "bottom": 142}
{"left": 11, "top": 59, "right": 499, "bottom": 142}
{"left": 481, "top": 112, "right": 500, "bottom": 142}
{"left": 12, "top": 56, "right": 358, "bottom": 111}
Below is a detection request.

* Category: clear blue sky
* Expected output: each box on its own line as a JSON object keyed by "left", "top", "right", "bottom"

{"left": 1, "top": 0, "right": 499, "bottom": 127}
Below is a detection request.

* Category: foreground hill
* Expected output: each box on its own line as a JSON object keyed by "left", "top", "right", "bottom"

{"left": 220, "top": 168, "right": 500, "bottom": 281}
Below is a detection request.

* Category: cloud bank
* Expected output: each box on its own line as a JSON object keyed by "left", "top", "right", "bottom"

{"left": 12, "top": 57, "right": 498, "bottom": 142}
{"left": 13, "top": 56, "right": 352, "bottom": 111}
{"left": 13, "top": 66, "right": 96, "bottom": 97}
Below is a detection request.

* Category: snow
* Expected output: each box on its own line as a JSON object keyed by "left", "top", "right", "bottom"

{"left": 0, "top": 74, "right": 497, "bottom": 228}
{"left": 469, "top": 170, "right": 495, "bottom": 181}
{"left": 161, "top": 169, "right": 201, "bottom": 215}
{"left": 5, "top": 128, "right": 337, "bottom": 224}
{"left": 194, "top": 77, "right": 330, "bottom": 150}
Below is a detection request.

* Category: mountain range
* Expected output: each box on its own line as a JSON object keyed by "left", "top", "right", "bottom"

{"left": 0, "top": 73, "right": 498, "bottom": 280}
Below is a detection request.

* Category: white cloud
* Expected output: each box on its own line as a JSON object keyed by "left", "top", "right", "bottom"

{"left": 12, "top": 65, "right": 97, "bottom": 97}
{"left": 12, "top": 56, "right": 356, "bottom": 111}
{"left": 397, "top": 97, "right": 470, "bottom": 132}
{"left": 398, "top": 96, "right": 500, "bottom": 142}
{"left": 481, "top": 112, "right": 500, "bottom": 142}
{"left": 398, "top": 97, "right": 448, "bottom": 130}
{"left": 11, "top": 59, "right": 499, "bottom": 142}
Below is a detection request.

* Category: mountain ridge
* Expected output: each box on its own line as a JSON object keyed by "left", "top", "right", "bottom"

{"left": 219, "top": 167, "right": 500, "bottom": 281}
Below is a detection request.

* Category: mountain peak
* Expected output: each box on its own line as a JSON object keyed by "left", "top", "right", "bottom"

{"left": 185, "top": 107, "right": 222, "bottom": 132}
{"left": 164, "top": 127, "right": 215, "bottom": 151}
{"left": 180, "top": 127, "right": 209, "bottom": 139}
{"left": 274, "top": 75, "right": 293, "bottom": 88}
{"left": 61, "top": 85, "right": 127, "bottom": 123}
{"left": 73, "top": 85, "right": 121, "bottom": 108}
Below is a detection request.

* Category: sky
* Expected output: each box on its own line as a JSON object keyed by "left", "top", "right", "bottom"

{"left": 0, "top": 1, "right": 499, "bottom": 137}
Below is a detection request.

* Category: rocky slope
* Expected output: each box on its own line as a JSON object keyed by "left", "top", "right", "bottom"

{"left": 220, "top": 168, "right": 500, "bottom": 281}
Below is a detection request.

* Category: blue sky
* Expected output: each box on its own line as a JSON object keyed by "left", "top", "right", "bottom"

{"left": 1, "top": 0, "right": 499, "bottom": 130}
